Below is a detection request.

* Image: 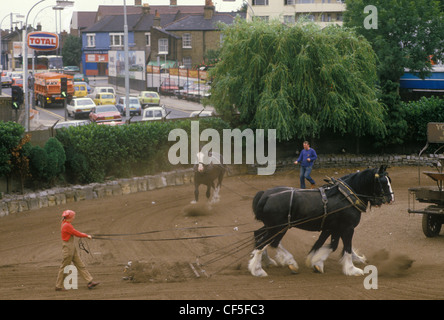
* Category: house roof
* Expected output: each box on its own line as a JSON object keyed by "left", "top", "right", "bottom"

{"left": 95, "top": 5, "right": 205, "bottom": 21}
{"left": 133, "top": 13, "right": 185, "bottom": 31}
{"left": 76, "top": 11, "right": 97, "bottom": 30}
{"left": 84, "top": 14, "right": 142, "bottom": 33}
{"left": 164, "top": 12, "right": 244, "bottom": 31}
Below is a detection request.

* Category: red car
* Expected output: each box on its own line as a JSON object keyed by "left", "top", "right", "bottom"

{"left": 12, "top": 78, "right": 23, "bottom": 87}
{"left": 89, "top": 105, "right": 122, "bottom": 123}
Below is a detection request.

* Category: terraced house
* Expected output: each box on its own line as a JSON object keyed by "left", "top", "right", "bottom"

{"left": 79, "top": 1, "right": 243, "bottom": 89}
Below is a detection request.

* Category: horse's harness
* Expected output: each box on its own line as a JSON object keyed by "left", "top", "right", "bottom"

{"left": 279, "top": 175, "right": 381, "bottom": 230}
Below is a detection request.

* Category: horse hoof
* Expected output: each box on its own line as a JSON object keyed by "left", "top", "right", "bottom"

{"left": 190, "top": 200, "right": 197, "bottom": 204}
{"left": 313, "top": 264, "right": 324, "bottom": 274}
{"left": 344, "top": 266, "right": 364, "bottom": 276}
{"left": 255, "top": 269, "right": 268, "bottom": 277}
{"left": 288, "top": 264, "right": 299, "bottom": 274}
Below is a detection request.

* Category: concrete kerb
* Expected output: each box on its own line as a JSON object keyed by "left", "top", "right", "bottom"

{"left": 0, "top": 165, "right": 247, "bottom": 219}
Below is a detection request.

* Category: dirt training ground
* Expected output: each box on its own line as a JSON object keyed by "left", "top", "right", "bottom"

{"left": 1, "top": 166, "right": 444, "bottom": 300}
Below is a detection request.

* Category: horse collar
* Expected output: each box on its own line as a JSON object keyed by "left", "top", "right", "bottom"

{"left": 337, "top": 179, "right": 367, "bottom": 212}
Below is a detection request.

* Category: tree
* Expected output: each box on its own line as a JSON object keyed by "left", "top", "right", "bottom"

{"left": 344, "top": 0, "right": 444, "bottom": 145}
{"left": 208, "top": 19, "right": 386, "bottom": 141}
{"left": 44, "top": 137, "right": 66, "bottom": 184}
{"left": 0, "top": 122, "right": 25, "bottom": 192}
{"left": 344, "top": 0, "right": 444, "bottom": 84}
{"left": 10, "top": 134, "right": 31, "bottom": 194}
{"left": 61, "top": 35, "right": 82, "bottom": 66}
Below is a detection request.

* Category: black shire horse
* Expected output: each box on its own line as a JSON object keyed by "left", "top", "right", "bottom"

{"left": 248, "top": 166, "right": 394, "bottom": 277}
{"left": 192, "top": 152, "right": 226, "bottom": 204}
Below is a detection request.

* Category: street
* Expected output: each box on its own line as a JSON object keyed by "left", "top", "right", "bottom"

{"left": 7, "top": 76, "right": 213, "bottom": 129}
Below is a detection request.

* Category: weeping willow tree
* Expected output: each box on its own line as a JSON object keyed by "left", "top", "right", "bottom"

{"left": 208, "top": 19, "right": 386, "bottom": 141}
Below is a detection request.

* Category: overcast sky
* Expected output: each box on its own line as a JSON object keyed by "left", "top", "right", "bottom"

{"left": 2, "top": 0, "right": 243, "bottom": 34}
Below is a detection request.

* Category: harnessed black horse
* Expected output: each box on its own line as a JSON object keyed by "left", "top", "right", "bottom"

{"left": 248, "top": 166, "right": 394, "bottom": 277}
{"left": 192, "top": 152, "right": 226, "bottom": 204}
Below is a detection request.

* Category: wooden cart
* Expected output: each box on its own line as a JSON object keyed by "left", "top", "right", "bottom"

{"left": 408, "top": 123, "right": 444, "bottom": 237}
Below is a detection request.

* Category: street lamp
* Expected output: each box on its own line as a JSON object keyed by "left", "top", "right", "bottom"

{"left": 23, "top": 0, "right": 46, "bottom": 132}
{"left": 23, "top": 0, "right": 74, "bottom": 131}
{"left": 123, "top": 0, "right": 130, "bottom": 122}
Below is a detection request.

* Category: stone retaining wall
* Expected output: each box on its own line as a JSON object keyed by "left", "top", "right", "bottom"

{"left": 0, "top": 165, "right": 248, "bottom": 218}
{"left": 0, "top": 153, "right": 438, "bottom": 218}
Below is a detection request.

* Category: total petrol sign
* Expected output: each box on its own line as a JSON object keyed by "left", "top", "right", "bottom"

{"left": 27, "top": 32, "right": 59, "bottom": 51}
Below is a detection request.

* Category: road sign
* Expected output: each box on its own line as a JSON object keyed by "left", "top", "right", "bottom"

{"left": 27, "top": 32, "right": 59, "bottom": 51}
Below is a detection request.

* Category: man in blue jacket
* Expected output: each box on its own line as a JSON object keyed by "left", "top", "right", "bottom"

{"left": 294, "top": 141, "right": 317, "bottom": 189}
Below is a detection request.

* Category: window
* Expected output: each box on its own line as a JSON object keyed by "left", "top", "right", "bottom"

{"left": 285, "top": 0, "right": 295, "bottom": 4}
{"left": 145, "top": 32, "right": 151, "bottom": 47}
{"left": 253, "top": 0, "right": 268, "bottom": 5}
{"left": 183, "top": 57, "right": 192, "bottom": 69}
{"left": 284, "top": 15, "right": 295, "bottom": 24}
{"left": 182, "top": 33, "right": 192, "bottom": 48}
{"left": 86, "top": 34, "right": 95, "bottom": 47}
{"left": 110, "top": 33, "right": 124, "bottom": 47}
{"left": 159, "top": 38, "right": 168, "bottom": 55}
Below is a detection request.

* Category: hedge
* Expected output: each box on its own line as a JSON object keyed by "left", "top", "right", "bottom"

{"left": 55, "top": 118, "right": 231, "bottom": 184}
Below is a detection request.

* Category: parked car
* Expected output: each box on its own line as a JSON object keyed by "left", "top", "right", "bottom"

{"left": 189, "top": 110, "right": 213, "bottom": 118}
{"left": 116, "top": 96, "right": 142, "bottom": 116}
{"left": 138, "top": 91, "right": 160, "bottom": 108}
{"left": 93, "top": 92, "right": 116, "bottom": 105}
{"left": 73, "top": 73, "right": 89, "bottom": 84}
{"left": 73, "top": 82, "right": 88, "bottom": 98}
{"left": 12, "top": 78, "right": 23, "bottom": 87}
{"left": 185, "top": 84, "right": 211, "bottom": 101}
{"left": 53, "top": 120, "right": 90, "bottom": 129}
{"left": 89, "top": 105, "right": 122, "bottom": 123}
{"left": 98, "top": 121, "right": 125, "bottom": 126}
{"left": 141, "top": 106, "right": 166, "bottom": 121}
{"left": 160, "top": 79, "right": 179, "bottom": 95}
{"left": 1, "top": 76, "right": 12, "bottom": 87}
{"left": 67, "top": 97, "right": 96, "bottom": 119}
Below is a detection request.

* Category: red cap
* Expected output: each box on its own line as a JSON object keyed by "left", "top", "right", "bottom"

{"left": 62, "top": 210, "right": 76, "bottom": 220}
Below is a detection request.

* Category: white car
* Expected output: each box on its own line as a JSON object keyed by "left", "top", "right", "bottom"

{"left": 67, "top": 97, "right": 96, "bottom": 119}
{"left": 89, "top": 86, "right": 116, "bottom": 98}
{"left": 189, "top": 110, "right": 213, "bottom": 117}
{"left": 141, "top": 106, "right": 166, "bottom": 121}
{"left": 53, "top": 120, "right": 90, "bottom": 129}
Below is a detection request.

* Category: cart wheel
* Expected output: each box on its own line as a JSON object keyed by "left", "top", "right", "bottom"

{"left": 422, "top": 214, "right": 442, "bottom": 237}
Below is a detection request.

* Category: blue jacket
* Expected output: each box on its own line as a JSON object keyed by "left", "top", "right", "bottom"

{"left": 297, "top": 148, "right": 317, "bottom": 167}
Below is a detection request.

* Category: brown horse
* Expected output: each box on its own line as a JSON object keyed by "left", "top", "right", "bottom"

{"left": 192, "top": 152, "right": 226, "bottom": 204}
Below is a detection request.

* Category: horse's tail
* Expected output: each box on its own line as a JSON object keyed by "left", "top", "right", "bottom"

{"left": 252, "top": 190, "right": 265, "bottom": 221}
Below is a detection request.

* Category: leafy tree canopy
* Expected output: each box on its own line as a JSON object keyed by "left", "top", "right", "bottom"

{"left": 208, "top": 19, "right": 386, "bottom": 141}
{"left": 62, "top": 35, "right": 82, "bottom": 67}
{"left": 344, "top": 0, "right": 444, "bottom": 83}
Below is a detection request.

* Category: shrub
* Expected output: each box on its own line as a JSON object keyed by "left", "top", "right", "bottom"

{"left": 55, "top": 118, "right": 231, "bottom": 184}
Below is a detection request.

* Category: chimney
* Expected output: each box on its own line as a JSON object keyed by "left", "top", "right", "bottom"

{"left": 204, "top": 0, "right": 215, "bottom": 20}
{"left": 142, "top": 3, "right": 150, "bottom": 15}
{"left": 135, "top": 0, "right": 141, "bottom": 5}
{"left": 170, "top": 0, "right": 177, "bottom": 6}
{"left": 153, "top": 10, "right": 161, "bottom": 27}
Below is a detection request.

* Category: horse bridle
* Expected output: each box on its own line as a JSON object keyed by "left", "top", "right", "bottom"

{"left": 351, "top": 172, "right": 393, "bottom": 205}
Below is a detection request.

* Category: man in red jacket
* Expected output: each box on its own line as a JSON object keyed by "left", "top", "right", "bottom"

{"left": 55, "top": 210, "right": 99, "bottom": 291}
